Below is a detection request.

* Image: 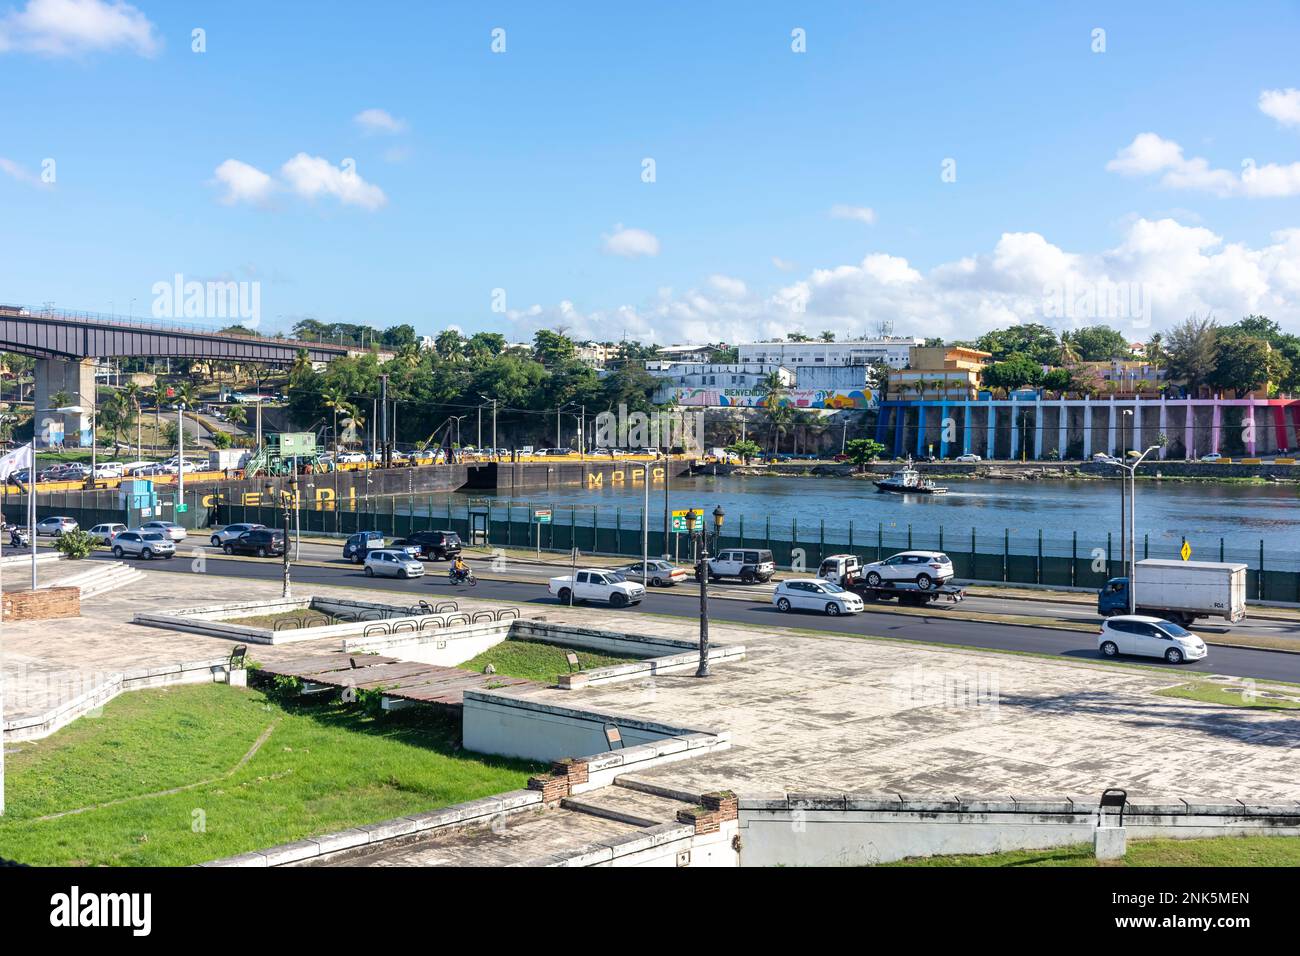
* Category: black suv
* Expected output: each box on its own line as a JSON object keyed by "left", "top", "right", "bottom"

{"left": 406, "top": 529, "right": 462, "bottom": 561}
{"left": 224, "top": 528, "right": 286, "bottom": 557}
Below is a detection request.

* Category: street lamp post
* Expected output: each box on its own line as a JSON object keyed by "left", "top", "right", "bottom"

{"left": 1111, "top": 444, "right": 1160, "bottom": 615}
{"left": 266, "top": 476, "right": 298, "bottom": 598}
{"left": 686, "top": 509, "right": 712, "bottom": 678}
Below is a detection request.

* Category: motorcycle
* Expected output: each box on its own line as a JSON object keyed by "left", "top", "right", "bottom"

{"left": 448, "top": 566, "right": 477, "bottom": 587}
{"left": 8, "top": 527, "right": 31, "bottom": 548}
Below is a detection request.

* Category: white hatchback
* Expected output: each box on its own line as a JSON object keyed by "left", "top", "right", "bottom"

{"left": 363, "top": 549, "right": 425, "bottom": 579}
{"left": 772, "top": 578, "right": 864, "bottom": 616}
{"left": 1098, "top": 615, "right": 1207, "bottom": 664}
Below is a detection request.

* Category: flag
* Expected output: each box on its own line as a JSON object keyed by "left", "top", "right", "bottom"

{"left": 0, "top": 443, "right": 32, "bottom": 482}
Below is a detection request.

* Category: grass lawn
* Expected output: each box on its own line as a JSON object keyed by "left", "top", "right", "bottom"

{"left": 883, "top": 836, "right": 1300, "bottom": 867}
{"left": 461, "top": 639, "right": 643, "bottom": 684}
{"left": 0, "top": 683, "right": 541, "bottom": 866}
{"left": 1156, "top": 680, "right": 1300, "bottom": 710}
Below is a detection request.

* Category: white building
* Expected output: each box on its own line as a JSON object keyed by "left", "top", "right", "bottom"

{"left": 647, "top": 363, "right": 793, "bottom": 390}
{"left": 736, "top": 337, "right": 922, "bottom": 369}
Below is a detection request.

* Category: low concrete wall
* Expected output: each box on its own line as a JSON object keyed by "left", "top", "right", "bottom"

{"left": 4, "top": 656, "right": 241, "bottom": 742}
{"left": 462, "top": 689, "right": 727, "bottom": 764}
{"left": 133, "top": 595, "right": 470, "bottom": 645}
{"left": 204, "top": 789, "right": 544, "bottom": 867}
{"left": 342, "top": 619, "right": 512, "bottom": 666}
{"left": 736, "top": 792, "right": 1300, "bottom": 866}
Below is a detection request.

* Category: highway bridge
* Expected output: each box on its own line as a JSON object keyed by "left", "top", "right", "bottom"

{"left": 0, "top": 305, "right": 372, "bottom": 443}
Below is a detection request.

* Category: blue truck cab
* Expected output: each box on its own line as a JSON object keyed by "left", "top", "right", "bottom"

{"left": 1097, "top": 577, "right": 1129, "bottom": 616}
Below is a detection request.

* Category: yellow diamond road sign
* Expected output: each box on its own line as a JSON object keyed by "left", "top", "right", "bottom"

{"left": 1180, "top": 540, "right": 1192, "bottom": 561}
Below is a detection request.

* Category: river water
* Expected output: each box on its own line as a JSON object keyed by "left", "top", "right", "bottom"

{"left": 460, "top": 474, "right": 1300, "bottom": 567}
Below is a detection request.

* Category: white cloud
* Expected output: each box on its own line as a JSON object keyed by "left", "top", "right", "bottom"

{"left": 0, "top": 0, "right": 159, "bottom": 57}
{"left": 211, "top": 155, "right": 387, "bottom": 210}
{"left": 212, "top": 159, "right": 275, "bottom": 206}
{"left": 502, "top": 217, "right": 1300, "bottom": 346}
{"left": 829, "top": 204, "right": 877, "bottom": 225}
{"left": 771, "top": 256, "right": 796, "bottom": 272}
{"left": 707, "top": 274, "right": 747, "bottom": 298}
{"left": 1260, "top": 88, "right": 1300, "bottom": 128}
{"left": 602, "top": 224, "right": 660, "bottom": 258}
{"left": 0, "top": 156, "right": 51, "bottom": 188}
{"left": 1108, "top": 131, "right": 1300, "bottom": 198}
{"left": 354, "top": 108, "right": 408, "bottom": 135}
{"left": 280, "top": 154, "right": 387, "bottom": 210}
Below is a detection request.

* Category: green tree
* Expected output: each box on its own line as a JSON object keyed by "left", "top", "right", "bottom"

{"left": 1164, "top": 315, "right": 1219, "bottom": 392}
{"left": 982, "top": 353, "right": 1042, "bottom": 391}
{"left": 1066, "top": 325, "right": 1130, "bottom": 362}
{"left": 724, "top": 439, "right": 761, "bottom": 463}
{"left": 844, "top": 438, "right": 886, "bottom": 471}
{"left": 975, "top": 323, "right": 1059, "bottom": 364}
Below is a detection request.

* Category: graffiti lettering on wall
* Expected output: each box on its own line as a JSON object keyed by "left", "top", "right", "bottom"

{"left": 667, "top": 387, "right": 875, "bottom": 410}
{"left": 587, "top": 466, "right": 665, "bottom": 488}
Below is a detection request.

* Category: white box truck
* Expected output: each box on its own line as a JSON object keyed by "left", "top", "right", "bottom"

{"left": 208, "top": 449, "right": 249, "bottom": 471}
{"left": 1098, "top": 559, "right": 1247, "bottom": 625}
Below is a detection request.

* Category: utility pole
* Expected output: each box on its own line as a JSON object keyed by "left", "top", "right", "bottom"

{"left": 379, "top": 375, "right": 389, "bottom": 467}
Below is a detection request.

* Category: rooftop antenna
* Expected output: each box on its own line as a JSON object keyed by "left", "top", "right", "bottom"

{"left": 873, "top": 318, "right": 894, "bottom": 339}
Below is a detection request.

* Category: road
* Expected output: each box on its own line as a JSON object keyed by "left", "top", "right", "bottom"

{"left": 91, "top": 540, "right": 1300, "bottom": 683}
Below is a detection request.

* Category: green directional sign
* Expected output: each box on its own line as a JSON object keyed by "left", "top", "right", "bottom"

{"left": 671, "top": 509, "right": 704, "bottom": 533}
{"left": 279, "top": 432, "right": 317, "bottom": 457}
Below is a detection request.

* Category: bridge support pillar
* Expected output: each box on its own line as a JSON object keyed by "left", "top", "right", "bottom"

{"left": 34, "top": 357, "right": 95, "bottom": 447}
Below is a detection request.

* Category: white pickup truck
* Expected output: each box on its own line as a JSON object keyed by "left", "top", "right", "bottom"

{"left": 549, "top": 569, "right": 646, "bottom": 608}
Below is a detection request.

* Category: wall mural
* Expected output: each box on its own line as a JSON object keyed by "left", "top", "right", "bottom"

{"left": 665, "top": 386, "right": 875, "bottom": 410}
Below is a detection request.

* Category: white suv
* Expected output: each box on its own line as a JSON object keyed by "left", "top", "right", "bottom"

{"left": 860, "top": 551, "right": 954, "bottom": 590}
{"left": 698, "top": 549, "right": 775, "bottom": 584}
{"left": 111, "top": 530, "right": 176, "bottom": 560}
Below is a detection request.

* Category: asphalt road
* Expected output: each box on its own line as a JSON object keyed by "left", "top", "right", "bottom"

{"left": 192, "top": 536, "right": 1300, "bottom": 643}
{"left": 97, "top": 544, "right": 1300, "bottom": 683}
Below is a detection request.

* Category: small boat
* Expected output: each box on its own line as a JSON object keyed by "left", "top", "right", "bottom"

{"left": 874, "top": 460, "right": 948, "bottom": 495}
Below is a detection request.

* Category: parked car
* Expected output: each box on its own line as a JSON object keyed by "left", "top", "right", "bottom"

{"left": 772, "top": 578, "right": 864, "bottom": 616}
{"left": 111, "top": 530, "right": 175, "bottom": 560}
{"left": 860, "top": 551, "right": 954, "bottom": 590}
{"left": 87, "top": 522, "right": 127, "bottom": 544}
{"left": 336, "top": 451, "right": 368, "bottom": 463}
{"left": 1092, "top": 453, "right": 1121, "bottom": 464}
{"left": 140, "top": 520, "right": 187, "bottom": 542}
{"left": 223, "top": 528, "right": 286, "bottom": 557}
{"left": 548, "top": 569, "right": 645, "bottom": 607}
{"left": 35, "top": 516, "right": 78, "bottom": 536}
{"left": 956, "top": 453, "right": 982, "bottom": 463}
{"left": 1200, "top": 453, "right": 1223, "bottom": 463}
{"left": 92, "top": 462, "right": 124, "bottom": 479}
{"left": 697, "top": 549, "right": 775, "bottom": 584}
{"left": 405, "top": 529, "right": 462, "bottom": 561}
{"left": 343, "top": 530, "right": 385, "bottom": 563}
{"left": 616, "top": 559, "right": 688, "bottom": 587}
{"left": 1097, "top": 614, "right": 1208, "bottom": 664}
{"left": 363, "top": 549, "right": 425, "bottom": 579}
{"left": 385, "top": 538, "right": 425, "bottom": 559}
{"left": 210, "top": 523, "right": 266, "bottom": 547}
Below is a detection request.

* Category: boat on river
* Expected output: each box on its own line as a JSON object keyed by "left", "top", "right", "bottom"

{"left": 873, "top": 460, "right": 948, "bottom": 495}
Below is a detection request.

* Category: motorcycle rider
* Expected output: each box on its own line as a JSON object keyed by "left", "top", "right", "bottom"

{"left": 450, "top": 554, "right": 470, "bottom": 583}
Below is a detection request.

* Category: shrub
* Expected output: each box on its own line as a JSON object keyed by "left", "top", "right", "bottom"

{"left": 54, "top": 528, "right": 97, "bottom": 560}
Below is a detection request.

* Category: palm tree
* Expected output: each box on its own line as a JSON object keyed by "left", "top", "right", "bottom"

{"left": 1057, "top": 332, "right": 1081, "bottom": 366}
{"left": 123, "top": 381, "right": 143, "bottom": 459}
{"left": 322, "top": 387, "right": 348, "bottom": 455}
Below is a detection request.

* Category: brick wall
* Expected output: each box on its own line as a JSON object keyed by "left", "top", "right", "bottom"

{"left": 3, "top": 586, "right": 80, "bottom": 621}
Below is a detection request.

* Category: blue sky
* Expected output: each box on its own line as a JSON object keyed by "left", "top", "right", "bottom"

{"left": 2, "top": 0, "right": 1300, "bottom": 344}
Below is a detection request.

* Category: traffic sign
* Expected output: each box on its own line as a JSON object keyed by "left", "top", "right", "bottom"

{"left": 534, "top": 509, "right": 552, "bottom": 524}
{"left": 671, "top": 509, "right": 704, "bottom": 533}
{"left": 1180, "top": 540, "right": 1192, "bottom": 561}
{"left": 176, "top": 503, "right": 188, "bottom": 514}
{"left": 279, "top": 432, "right": 317, "bottom": 457}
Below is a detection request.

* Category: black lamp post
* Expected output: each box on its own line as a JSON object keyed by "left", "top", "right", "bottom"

{"left": 266, "top": 476, "right": 298, "bottom": 598}
{"left": 688, "top": 508, "right": 713, "bottom": 678}
{"left": 712, "top": 504, "right": 725, "bottom": 554}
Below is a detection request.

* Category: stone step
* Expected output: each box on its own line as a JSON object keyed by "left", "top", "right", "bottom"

{"left": 561, "top": 783, "right": 696, "bottom": 828}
